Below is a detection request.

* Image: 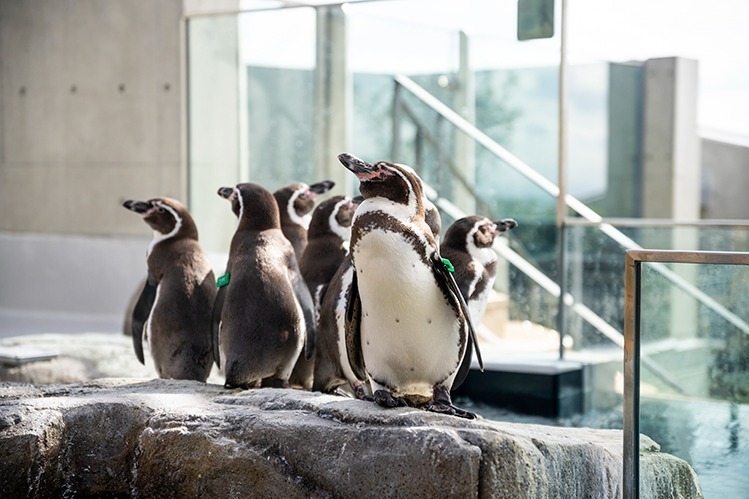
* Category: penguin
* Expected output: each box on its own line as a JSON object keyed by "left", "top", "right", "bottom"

{"left": 423, "top": 197, "right": 442, "bottom": 243}
{"left": 288, "top": 195, "right": 357, "bottom": 390}
{"left": 312, "top": 254, "right": 371, "bottom": 398}
{"left": 273, "top": 180, "right": 335, "bottom": 260}
{"left": 338, "top": 152, "right": 483, "bottom": 418}
{"left": 298, "top": 195, "right": 358, "bottom": 312}
{"left": 212, "top": 183, "right": 317, "bottom": 389}
{"left": 122, "top": 197, "right": 215, "bottom": 382}
{"left": 440, "top": 216, "right": 517, "bottom": 387}
{"left": 440, "top": 216, "right": 517, "bottom": 324}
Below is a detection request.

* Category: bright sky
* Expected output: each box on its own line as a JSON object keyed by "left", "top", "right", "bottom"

{"left": 239, "top": 0, "right": 749, "bottom": 137}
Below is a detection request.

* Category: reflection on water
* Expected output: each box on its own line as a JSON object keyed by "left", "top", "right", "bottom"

{"left": 458, "top": 397, "right": 749, "bottom": 498}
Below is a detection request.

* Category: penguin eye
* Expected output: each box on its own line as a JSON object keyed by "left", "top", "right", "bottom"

{"left": 157, "top": 207, "right": 165, "bottom": 213}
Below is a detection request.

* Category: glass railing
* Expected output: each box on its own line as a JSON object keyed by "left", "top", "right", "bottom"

{"left": 624, "top": 250, "right": 749, "bottom": 499}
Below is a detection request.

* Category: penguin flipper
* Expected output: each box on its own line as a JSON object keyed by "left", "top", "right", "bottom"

{"left": 290, "top": 264, "right": 317, "bottom": 360}
{"left": 451, "top": 336, "right": 473, "bottom": 391}
{"left": 211, "top": 284, "right": 227, "bottom": 368}
{"left": 344, "top": 271, "right": 367, "bottom": 382}
{"left": 434, "top": 257, "right": 484, "bottom": 372}
{"left": 131, "top": 277, "right": 157, "bottom": 365}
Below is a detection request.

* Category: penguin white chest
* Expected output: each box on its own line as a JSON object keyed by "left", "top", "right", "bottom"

{"left": 466, "top": 246, "right": 497, "bottom": 324}
{"left": 353, "top": 229, "right": 461, "bottom": 395}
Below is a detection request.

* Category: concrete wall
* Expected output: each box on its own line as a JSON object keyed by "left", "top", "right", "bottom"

{"left": 701, "top": 135, "right": 749, "bottom": 219}
{"left": 0, "top": 0, "right": 185, "bottom": 236}
{"left": 0, "top": 0, "right": 187, "bottom": 335}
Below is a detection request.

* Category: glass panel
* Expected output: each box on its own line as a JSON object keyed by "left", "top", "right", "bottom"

{"left": 187, "top": 14, "right": 242, "bottom": 254}
{"left": 565, "top": 224, "right": 749, "bottom": 351}
{"left": 639, "top": 261, "right": 749, "bottom": 496}
{"left": 240, "top": 8, "right": 317, "bottom": 188}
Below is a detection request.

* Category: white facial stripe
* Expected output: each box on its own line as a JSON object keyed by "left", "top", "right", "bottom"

{"left": 147, "top": 201, "right": 183, "bottom": 257}
{"left": 329, "top": 198, "right": 352, "bottom": 243}
{"left": 234, "top": 187, "right": 244, "bottom": 221}
{"left": 288, "top": 186, "right": 312, "bottom": 229}
{"left": 465, "top": 219, "right": 497, "bottom": 298}
{"left": 385, "top": 164, "right": 418, "bottom": 213}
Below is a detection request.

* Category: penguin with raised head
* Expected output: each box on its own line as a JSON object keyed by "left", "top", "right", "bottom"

{"left": 273, "top": 180, "right": 335, "bottom": 259}
{"left": 338, "top": 153, "right": 483, "bottom": 418}
{"left": 212, "top": 183, "right": 316, "bottom": 389}
{"left": 122, "top": 197, "right": 215, "bottom": 381}
{"left": 288, "top": 195, "right": 357, "bottom": 390}
{"left": 440, "top": 215, "right": 517, "bottom": 386}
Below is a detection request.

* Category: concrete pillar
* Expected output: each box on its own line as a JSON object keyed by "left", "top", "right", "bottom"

{"left": 641, "top": 57, "right": 701, "bottom": 341}
{"left": 314, "top": 6, "right": 351, "bottom": 195}
{"left": 453, "top": 31, "right": 477, "bottom": 215}
{"left": 641, "top": 57, "right": 701, "bottom": 220}
{"left": 606, "top": 62, "right": 644, "bottom": 218}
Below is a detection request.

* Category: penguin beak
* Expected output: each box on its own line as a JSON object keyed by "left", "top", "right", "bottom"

{"left": 217, "top": 187, "right": 235, "bottom": 200}
{"left": 123, "top": 199, "right": 151, "bottom": 214}
{"left": 309, "top": 180, "right": 335, "bottom": 196}
{"left": 494, "top": 218, "right": 518, "bottom": 233}
{"left": 338, "top": 153, "right": 379, "bottom": 180}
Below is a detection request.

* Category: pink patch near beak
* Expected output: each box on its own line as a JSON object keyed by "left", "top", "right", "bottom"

{"left": 356, "top": 169, "right": 384, "bottom": 181}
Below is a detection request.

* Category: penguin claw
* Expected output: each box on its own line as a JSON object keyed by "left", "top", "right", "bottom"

{"left": 426, "top": 402, "right": 477, "bottom": 420}
{"left": 373, "top": 389, "right": 408, "bottom": 408}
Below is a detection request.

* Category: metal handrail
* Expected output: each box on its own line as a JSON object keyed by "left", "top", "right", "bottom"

{"left": 424, "top": 185, "right": 687, "bottom": 393}
{"left": 623, "top": 249, "right": 749, "bottom": 499}
{"left": 394, "top": 74, "right": 749, "bottom": 337}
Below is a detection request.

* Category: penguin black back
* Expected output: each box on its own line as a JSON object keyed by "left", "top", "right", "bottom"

{"left": 214, "top": 183, "right": 317, "bottom": 389}
{"left": 122, "top": 196, "right": 215, "bottom": 382}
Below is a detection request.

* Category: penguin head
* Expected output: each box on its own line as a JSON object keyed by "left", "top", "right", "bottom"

{"left": 123, "top": 197, "right": 197, "bottom": 240}
{"left": 273, "top": 180, "right": 335, "bottom": 225}
{"left": 338, "top": 153, "right": 425, "bottom": 211}
{"left": 307, "top": 195, "right": 357, "bottom": 238}
{"left": 443, "top": 216, "right": 517, "bottom": 250}
{"left": 218, "top": 183, "right": 280, "bottom": 230}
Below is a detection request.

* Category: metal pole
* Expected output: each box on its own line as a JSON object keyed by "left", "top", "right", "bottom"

{"left": 556, "top": 0, "right": 569, "bottom": 358}
{"left": 623, "top": 251, "right": 641, "bottom": 499}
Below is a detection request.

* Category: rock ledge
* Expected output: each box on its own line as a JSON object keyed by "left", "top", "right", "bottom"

{"left": 0, "top": 378, "right": 702, "bottom": 498}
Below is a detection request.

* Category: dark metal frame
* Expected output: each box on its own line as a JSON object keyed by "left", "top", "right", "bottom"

{"left": 623, "top": 249, "right": 749, "bottom": 498}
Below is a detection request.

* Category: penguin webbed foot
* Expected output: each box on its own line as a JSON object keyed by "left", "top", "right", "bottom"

{"left": 425, "top": 402, "right": 477, "bottom": 420}
{"left": 426, "top": 386, "right": 477, "bottom": 419}
{"left": 261, "top": 377, "right": 290, "bottom": 389}
{"left": 224, "top": 379, "right": 261, "bottom": 390}
{"left": 373, "top": 389, "right": 408, "bottom": 408}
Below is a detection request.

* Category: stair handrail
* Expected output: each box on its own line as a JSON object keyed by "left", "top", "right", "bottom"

{"left": 395, "top": 73, "right": 749, "bottom": 337}
{"left": 424, "top": 183, "right": 688, "bottom": 393}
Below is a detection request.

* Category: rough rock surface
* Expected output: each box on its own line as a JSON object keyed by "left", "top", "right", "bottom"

{"left": 0, "top": 378, "right": 702, "bottom": 498}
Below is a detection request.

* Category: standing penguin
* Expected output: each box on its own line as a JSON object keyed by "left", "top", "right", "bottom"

{"left": 312, "top": 254, "right": 370, "bottom": 398}
{"left": 122, "top": 197, "right": 215, "bottom": 381}
{"left": 440, "top": 216, "right": 518, "bottom": 325}
{"left": 212, "top": 183, "right": 316, "bottom": 389}
{"left": 289, "top": 195, "right": 357, "bottom": 390}
{"left": 339, "top": 153, "right": 483, "bottom": 418}
{"left": 440, "top": 216, "right": 517, "bottom": 387}
{"left": 298, "top": 195, "right": 357, "bottom": 311}
{"left": 273, "top": 180, "right": 335, "bottom": 260}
